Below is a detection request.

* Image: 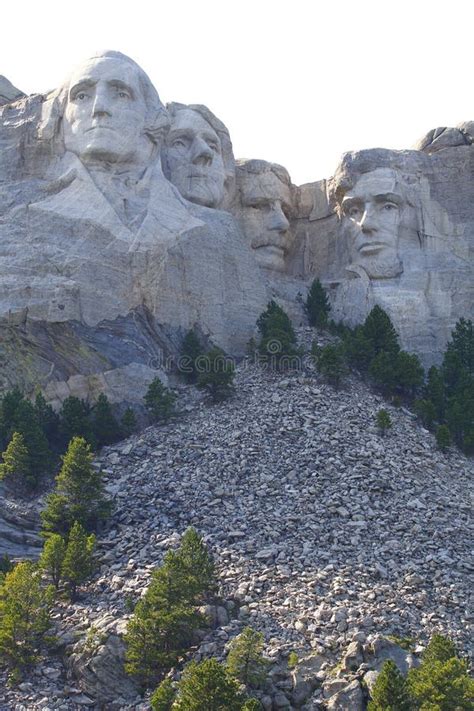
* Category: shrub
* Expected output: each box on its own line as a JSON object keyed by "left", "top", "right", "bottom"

{"left": 145, "top": 377, "right": 176, "bottom": 423}
{"left": 376, "top": 409, "right": 392, "bottom": 436}
{"left": 61, "top": 521, "right": 96, "bottom": 600}
{"left": 41, "top": 436, "right": 111, "bottom": 536}
{"left": 197, "top": 348, "right": 235, "bottom": 402}
{"left": 367, "top": 659, "right": 411, "bottom": 711}
{"left": 287, "top": 651, "right": 298, "bottom": 669}
{"left": 313, "top": 342, "right": 347, "bottom": 388}
{"left": 257, "top": 301, "right": 300, "bottom": 369}
{"left": 180, "top": 329, "right": 205, "bottom": 384}
{"left": 306, "top": 278, "right": 331, "bottom": 328}
{"left": 173, "top": 658, "right": 245, "bottom": 711}
{"left": 0, "top": 561, "right": 54, "bottom": 681}
{"left": 414, "top": 399, "right": 437, "bottom": 430}
{"left": 226, "top": 626, "right": 268, "bottom": 689}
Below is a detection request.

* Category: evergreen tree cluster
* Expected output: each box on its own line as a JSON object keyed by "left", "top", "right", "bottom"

{"left": 368, "top": 634, "right": 474, "bottom": 710}
{"left": 256, "top": 300, "right": 300, "bottom": 369}
{"left": 178, "top": 330, "right": 235, "bottom": 401}
{"left": 414, "top": 318, "right": 474, "bottom": 453}
{"left": 39, "top": 521, "right": 96, "bottom": 600}
{"left": 151, "top": 625, "right": 268, "bottom": 711}
{"left": 0, "top": 389, "right": 135, "bottom": 492}
{"left": 125, "top": 527, "right": 216, "bottom": 689}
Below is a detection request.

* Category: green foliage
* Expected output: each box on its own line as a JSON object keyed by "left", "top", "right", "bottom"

{"left": 151, "top": 678, "right": 176, "bottom": 711}
{"left": 287, "top": 651, "right": 298, "bottom": 669}
{"left": 363, "top": 305, "right": 400, "bottom": 357}
{"left": 425, "top": 367, "right": 445, "bottom": 421}
{"left": 0, "top": 561, "right": 54, "bottom": 680}
{"left": 370, "top": 351, "right": 398, "bottom": 394}
{"left": 121, "top": 407, "right": 138, "bottom": 437}
{"left": 39, "top": 534, "right": 66, "bottom": 589}
{"left": 395, "top": 351, "right": 425, "bottom": 396}
{"left": 436, "top": 425, "right": 451, "bottom": 451}
{"left": 173, "top": 658, "right": 246, "bottom": 711}
{"left": 313, "top": 342, "right": 347, "bottom": 388}
{"left": 407, "top": 635, "right": 474, "bottom": 711}
{"left": 0, "top": 432, "right": 32, "bottom": 489}
{"left": 0, "top": 554, "right": 13, "bottom": 576}
{"left": 91, "top": 394, "right": 121, "bottom": 447}
{"left": 376, "top": 409, "right": 392, "bottom": 436}
{"left": 59, "top": 396, "right": 96, "bottom": 448}
{"left": 197, "top": 348, "right": 235, "bottom": 402}
{"left": 367, "top": 659, "right": 411, "bottom": 711}
{"left": 125, "top": 529, "right": 216, "bottom": 689}
{"left": 145, "top": 377, "right": 177, "bottom": 423}
{"left": 41, "top": 436, "right": 110, "bottom": 536}
{"left": 180, "top": 329, "right": 205, "bottom": 384}
{"left": 256, "top": 301, "right": 299, "bottom": 369}
{"left": 34, "top": 393, "right": 60, "bottom": 450}
{"left": 414, "top": 399, "right": 437, "bottom": 430}
{"left": 241, "top": 700, "right": 262, "bottom": 710}
{"left": 306, "top": 278, "right": 331, "bottom": 328}
{"left": 226, "top": 626, "right": 268, "bottom": 689}
{"left": 61, "top": 521, "right": 96, "bottom": 600}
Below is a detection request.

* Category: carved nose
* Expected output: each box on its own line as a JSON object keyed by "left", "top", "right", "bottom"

{"left": 360, "top": 208, "right": 377, "bottom": 234}
{"left": 268, "top": 202, "right": 290, "bottom": 232}
{"left": 191, "top": 137, "right": 213, "bottom": 166}
{"left": 92, "top": 92, "right": 112, "bottom": 117}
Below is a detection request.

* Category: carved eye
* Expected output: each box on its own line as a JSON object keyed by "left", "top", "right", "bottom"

{"left": 382, "top": 202, "right": 398, "bottom": 212}
{"left": 348, "top": 206, "right": 361, "bottom": 218}
{"left": 77, "top": 92, "right": 87, "bottom": 101}
{"left": 208, "top": 142, "right": 219, "bottom": 153}
{"left": 172, "top": 139, "right": 187, "bottom": 148}
{"left": 118, "top": 91, "right": 130, "bottom": 99}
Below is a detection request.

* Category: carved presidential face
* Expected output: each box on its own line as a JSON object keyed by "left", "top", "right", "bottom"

{"left": 341, "top": 168, "right": 405, "bottom": 279}
{"left": 63, "top": 57, "right": 154, "bottom": 166}
{"left": 238, "top": 169, "right": 293, "bottom": 272}
{"left": 162, "top": 109, "right": 226, "bottom": 208}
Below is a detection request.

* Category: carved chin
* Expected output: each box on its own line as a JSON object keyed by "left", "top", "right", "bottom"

{"left": 354, "top": 254, "right": 403, "bottom": 279}
{"left": 253, "top": 245, "right": 286, "bottom": 272}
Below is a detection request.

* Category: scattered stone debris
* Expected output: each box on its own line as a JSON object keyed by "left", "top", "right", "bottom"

{"left": 1, "top": 332, "right": 472, "bottom": 708}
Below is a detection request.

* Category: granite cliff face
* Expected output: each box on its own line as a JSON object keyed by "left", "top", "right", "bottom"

{"left": 0, "top": 51, "right": 472, "bottom": 405}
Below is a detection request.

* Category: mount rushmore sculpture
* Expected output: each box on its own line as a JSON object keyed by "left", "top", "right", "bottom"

{"left": 0, "top": 51, "right": 472, "bottom": 406}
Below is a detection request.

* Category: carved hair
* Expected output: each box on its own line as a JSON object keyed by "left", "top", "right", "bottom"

{"left": 235, "top": 158, "right": 291, "bottom": 187}
{"left": 329, "top": 150, "right": 417, "bottom": 217}
{"left": 38, "top": 50, "right": 169, "bottom": 147}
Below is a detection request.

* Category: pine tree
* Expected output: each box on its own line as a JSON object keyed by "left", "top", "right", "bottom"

{"left": 367, "top": 660, "right": 411, "bottom": 711}
{"left": 197, "top": 348, "right": 235, "bottom": 402}
{"left": 0, "top": 561, "right": 54, "bottom": 680}
{"left": 34, "top": 393, "right": 60, "bottom": 450}
{"left": 145, "top": 377, "right": 176, "bottom": 423}
{"left": 39, "top": 534, "right": 66, "bottom": 589}
{"left": 436, "top": 424, "right": 451, "bottom": 451}
{"left": 121, "top": 407, "right": 138, "bottom": 437}
{"left": 257, "top": 301, "right": 299, "bottom": 369}
{"left": 0, "top": 388, "right": 25, "bottom": 448}
{"left": 414, "top": 399, "right": 437, "bottom": 430}
{"left": 125, "top": 530, "right": 216, "bottom": 689}
{"left": 395, "top": 351, "right": 425, "bottom": 397}
{"left": 13, "top": 400, "right": 52, "bottom": 485}
{"left": 425, "top": 366, "right": 446, "bottom": 421}
{"left": 173, "top": 658, "right": 245, "bottom": 711}
{"left": 59, "top": 396, "right": 96, "bottom": 448}
{"left": 41, "top": 436, "right": 110, "bottom": 536}
{"left": 376, "top": 409, "right": 392, "bottom": 436}
{"left": 306, "top": 278, "right": 331, "bottom": 328}
{"left": 0, "top": 432, "right": 32, "bottom": 489}
{"left": 61, "top": 521, "right": 96, "bottom": 600}
{"left": 313, "top": 342, "right": 347, "bottom": 388}
{"left": 91, "top": 393, "right": 122, "bottom": 447}
{"left": 407, "top": 634, "right": 474, "bottom": 711}
{"left": 363, "top": 305, "right": 400, "bottom": 357}
{"left": 180, "top": 329, "right": 205, "bottom": 384}
{"left": 369, "top": 351, "right": 398, "bottom": 394}
{"left": 344, "top": 325, "right": 374, "bottom": 372}
{"left": 151, "top": 678, "right": 176, "bottom": 711}
{"left": 226, "top": 627, "right": 268, "bottom": 689}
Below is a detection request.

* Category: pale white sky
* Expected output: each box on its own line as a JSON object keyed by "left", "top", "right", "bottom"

{"left": 2, "top": 0, "right": 473, "bottom": 185}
